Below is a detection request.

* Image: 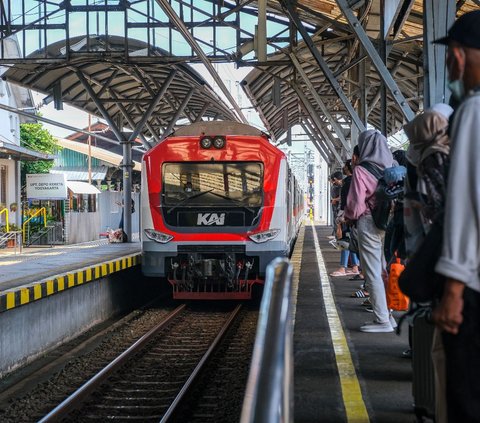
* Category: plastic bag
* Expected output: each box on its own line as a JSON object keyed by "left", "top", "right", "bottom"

{"left": 387, "top": 256, "right": 410, "bottom": 311}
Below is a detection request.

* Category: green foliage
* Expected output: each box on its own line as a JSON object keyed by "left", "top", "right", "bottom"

{"left": 20, "top": 123, "right": 60, "bottom": 177}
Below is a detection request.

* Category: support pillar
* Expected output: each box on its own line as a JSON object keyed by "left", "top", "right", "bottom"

{"left": 423, "top": 0, "right": 455, "bottom": 107}
{"left": 121, "top": 138, "right": 133, "bottom": 242}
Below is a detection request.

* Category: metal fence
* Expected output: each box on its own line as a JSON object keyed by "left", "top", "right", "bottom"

{"left": 240, "top": 257, "right": 294, "bottom": 423}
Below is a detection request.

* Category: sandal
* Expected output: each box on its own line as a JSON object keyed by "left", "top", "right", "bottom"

{"left": 330, "top": 270, "right": 347, "bottom": 277}
{"left": 350, "top": 289, "right": 369, "bottom": 298}
{"left": 349, "top": 274, "right": 365, "bottom": 281}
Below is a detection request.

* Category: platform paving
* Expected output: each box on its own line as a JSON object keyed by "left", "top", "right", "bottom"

{"left": 294, "top": 224, "right": 414, "bottom": 423}
{"left": 0, "top": 238, "right": 141, "bottom": 291}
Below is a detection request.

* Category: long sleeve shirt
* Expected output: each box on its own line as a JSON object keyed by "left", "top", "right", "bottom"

{"left": 344, "top": 165, "right": 378, "bottom": 221}
{"left": 435, "top": 91, "right": 480, "bottom": 293}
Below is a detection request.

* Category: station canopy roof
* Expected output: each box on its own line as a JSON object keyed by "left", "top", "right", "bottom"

{"left": 2, "top": 35, "right": 237, "bottom": 145}
{"left": 241, "top": 1, "right": 479, "bottom": 143}
{"left": 0, "top": 140, "right": 54, "bottom": 161}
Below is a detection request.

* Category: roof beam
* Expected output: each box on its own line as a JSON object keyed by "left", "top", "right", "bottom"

{"left": 280, "top": 0, "right": 366, "bottom": 132}
{"left": 335, "top": 0, "right": 415, "bottom": 121}
{"left": 290, "top": 53, "right": 351, "bottom": 155}
{"left": 154, "top": 0, "right": 247, "bottom": 123}
{"left": 293, "top": 84, "right": 343, "bottom": 165}
{"left": 127, "top": 71, "right": 177, "bottom": 144}
{"left": 301, "top": 122, "right": 332, "bottom": 165}
{"left": 75, "top": 69, "right": 124, "bottom": 142}
{"left": 160, "top": 90, "right": 195, "bottom": 141}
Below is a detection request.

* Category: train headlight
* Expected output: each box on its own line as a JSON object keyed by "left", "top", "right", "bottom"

{"left": 200, "top": 137, "right": 213, "bottom": 149}
{"left": 144, "top": 229, "right": 174, "bottom": 243}
{"left": 213, "top": 136, "right": 225, "bottom": 149}
{"left": 248, "top": 229, "right": 280, "bottom": 243}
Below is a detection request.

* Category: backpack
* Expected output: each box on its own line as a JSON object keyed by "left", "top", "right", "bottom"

{"left": 359, "top": 163, "right": 406, "bottom": 230}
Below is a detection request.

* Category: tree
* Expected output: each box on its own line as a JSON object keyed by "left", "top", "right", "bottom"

{"left": 20, "top": 122, "right": 59, "bottom": 179}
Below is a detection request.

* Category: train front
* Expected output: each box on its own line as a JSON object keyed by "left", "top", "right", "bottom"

{"left": 141, "top": 123, "right": 288, "bottom": 299}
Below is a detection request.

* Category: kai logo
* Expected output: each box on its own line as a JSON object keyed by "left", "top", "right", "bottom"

{"left": 197, "top": 213, "right": 226, "bottom": 226}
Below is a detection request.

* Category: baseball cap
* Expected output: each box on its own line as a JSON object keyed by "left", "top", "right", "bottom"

{"left": 433, "top": 10, "right": 480, "bottom": 49}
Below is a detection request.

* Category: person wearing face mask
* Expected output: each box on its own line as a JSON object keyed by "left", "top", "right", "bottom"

{"left": 431, "top": 9, "right": 480, "bottom": 422}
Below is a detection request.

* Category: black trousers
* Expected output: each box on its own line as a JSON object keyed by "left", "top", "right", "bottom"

{"left": 442, "top": 286, "right": 480, "bottom": 422}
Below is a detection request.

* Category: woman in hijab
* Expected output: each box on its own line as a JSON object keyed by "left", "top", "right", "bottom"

{"left": 403, "top": 103, "right": 452, "bottom": 423}
{"left": 404, "top": 104, "right": 452, "bottom": 224}
{"left": 345, "top": 129, "right": 395, "bottom": 333}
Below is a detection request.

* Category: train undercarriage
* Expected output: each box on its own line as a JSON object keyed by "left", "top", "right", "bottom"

{"left": 167, "top": 252, "right": 263, "bottom": 300}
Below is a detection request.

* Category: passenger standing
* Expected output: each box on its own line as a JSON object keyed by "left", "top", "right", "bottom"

{"left": 329, "top": 171, "right": 343, "bottom": 237}
{"left": 431, "top": 10, "right": 480, "bottom": 422}
{"left": 344, "top": 129, "right": 395, "bottom": 332}
{"left": 403, "top": 103, "right": 453, "bottom": 423}
{"left": 329, "top": 160, "right": 360, "bottom": 277}
{"left": 384, "top": 149, "right": 408, "bottom": 264}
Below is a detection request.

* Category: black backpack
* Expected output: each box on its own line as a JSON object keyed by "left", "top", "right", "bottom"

{"left": 358, "top": 162, "right": 393, "bottom": 230}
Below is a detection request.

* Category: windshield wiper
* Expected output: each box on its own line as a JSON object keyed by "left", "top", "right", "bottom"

{"left": 207, "top": 191, "right": 256, "bottom": 213}
{"left": 166, "top": 189, "right": 214, "bottom": 214}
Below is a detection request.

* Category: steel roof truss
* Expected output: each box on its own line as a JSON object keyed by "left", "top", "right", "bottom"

{"left": 335, "top": 0, "right": 415, "bottom": 121}
{"left": 193, "top": 102, "right": 210, "bottom": 123}
{"left": 294, "top": 85, "right": 343, "bottom": 165}
{"left": 301, "top": 120, "right": 333, "bottom": 165}
{"left": 126, "top": 73, "right": 176, "bottom": 145}
{"left": 96, "top": 69, "right": 121, "bottom": 99}
{"left": 75, "top": 69, "right": 125, "bottom": 143}
{"left": 280, "top": 0, "right": 366, "bottom": 132}
{"left": 290, "top": 53, "right": 351, "bottom": 155}
{"left": 154, "top": 0, "right": 247, "bottom": 123}
{"left": 160, "top": 90, "right": 195, "bottom": 141}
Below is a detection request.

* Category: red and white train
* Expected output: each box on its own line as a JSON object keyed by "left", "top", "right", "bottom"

{"left": 141, "top": 121, "right": 303, "bottom": 299}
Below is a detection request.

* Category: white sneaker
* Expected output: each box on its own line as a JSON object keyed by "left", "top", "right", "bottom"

{"left": 389, "top": 315, "right": 398, "bottom": 329}
{"left": 360, "top": 320, "right": 394, "bottom": 333}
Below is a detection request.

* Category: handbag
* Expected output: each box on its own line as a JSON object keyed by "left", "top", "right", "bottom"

{"left": 398, "top": 221, "right": 445, "bottom": 302}
{"left": 348, "top": 225, "right": 359, "bottom": 254}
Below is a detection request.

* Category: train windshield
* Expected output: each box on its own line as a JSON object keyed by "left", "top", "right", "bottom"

{"left": 162, "top": 162, "right": 263, "bottom": 207}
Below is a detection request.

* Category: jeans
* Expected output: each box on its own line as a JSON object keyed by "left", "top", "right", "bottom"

{"left": 340, "top": 250, "right": 359, "bottom": 268}
{"left": 357, "top": 214, "right": 389, "bottom": 324}
{"left": 442, "top": 287, "right": 480, "bottom": 422}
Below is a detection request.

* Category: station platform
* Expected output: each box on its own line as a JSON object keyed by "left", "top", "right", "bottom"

{"left": 0, "top": 238, "right": 141, "bottom": 312}
{"left": 0, "top": 226, "right": 416, "bottom": 421}
{"left": 293, "top": 224, "right": 413, "bottom": 422}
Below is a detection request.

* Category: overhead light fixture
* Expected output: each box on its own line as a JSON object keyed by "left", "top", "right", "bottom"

{"left": 7, "top": 154, "right": 11, "bottom": 160}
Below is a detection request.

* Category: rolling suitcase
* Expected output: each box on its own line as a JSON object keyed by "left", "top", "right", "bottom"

{"left": 411, "top": 312, "right": 436, "bottom": 421}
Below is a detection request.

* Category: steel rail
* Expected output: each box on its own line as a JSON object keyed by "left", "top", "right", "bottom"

{"left": 38, "top": 304, "right": 187, "bottom": 423}
{"left": 160, "top": 303, "right": 243, "bottom": 422}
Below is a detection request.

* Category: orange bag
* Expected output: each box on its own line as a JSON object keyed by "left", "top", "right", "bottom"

{"left": 387, "top": 257, "right": 410, "bottom": 311}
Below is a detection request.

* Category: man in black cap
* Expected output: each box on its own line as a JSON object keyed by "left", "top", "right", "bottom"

{"left": 431, "top": 9, "right": 480, "bottom": 422}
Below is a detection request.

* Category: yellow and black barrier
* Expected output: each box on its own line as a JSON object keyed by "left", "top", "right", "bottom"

{"left": 0, "top": 253, "right": 141, "bottom": 313}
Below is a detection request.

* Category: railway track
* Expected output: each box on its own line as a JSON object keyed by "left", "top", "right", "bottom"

{"left": 34, "top": 303, "right": 256, "bottom": 422}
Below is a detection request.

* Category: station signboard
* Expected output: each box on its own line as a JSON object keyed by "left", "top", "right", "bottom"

{"left": 26, "top": 173, "right": 68, "bottom": 200}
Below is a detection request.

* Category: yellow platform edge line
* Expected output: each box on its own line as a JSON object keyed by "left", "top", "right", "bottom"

{"left": 290, "top": 224, "right": 305, "bottom": 326}
{"left": 311, "top": 223, "right": 370, "bottom": 423}
{"left": 0, "top": 252, "right": 141, "bottom": 313}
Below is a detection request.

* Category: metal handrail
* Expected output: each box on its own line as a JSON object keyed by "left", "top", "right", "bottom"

{"left": 23, "top": 207, "right": 47, "bottom": 243}
{"left": 240, "top": 257, "right": 294, "bottom": 423}
{"left": 0, "top": 207, "right": 9, "bottom": 231}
